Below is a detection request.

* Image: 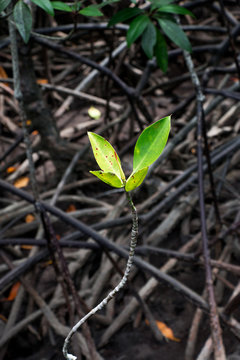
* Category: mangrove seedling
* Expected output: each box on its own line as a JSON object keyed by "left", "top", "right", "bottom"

{"left": 63, "top": 115, "right": 171, "bottom": 360}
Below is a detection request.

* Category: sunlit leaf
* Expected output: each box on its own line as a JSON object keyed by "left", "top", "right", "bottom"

{"left": 88, "top": 106, "right": 101, "bottom": 119}
{"left": 90, "top": 171, "right": 124, "bottom": 188}
{"left": 14, "top": 176, "right": 29, "bottom": 188}
{"left": 108, "top": 7, "right": 143, "bottom": 27}
{"left": 133, "top": 116, "right": 171, "bottom": 172}
{"left": 127, "top": 14, "right": 150, "bottom": 47}
{"left": 88, "top": 132, "right": 125, "bottom": 182}
{"left": 31, "top": 0, "right": 54, "bottom": 16}
{"left": 13, "top": 1, "right": 32, "bottom": 43}
{"left": 125, "top": 167, "right": 148, "bottom": 192}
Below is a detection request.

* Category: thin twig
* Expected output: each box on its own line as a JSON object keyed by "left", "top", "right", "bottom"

{"left": 183, "top": 49, "right": 226, "bottom": 359}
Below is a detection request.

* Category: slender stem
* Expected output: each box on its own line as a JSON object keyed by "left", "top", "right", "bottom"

{"left": 63, "top": 191, "right": 138, "bottom": 360}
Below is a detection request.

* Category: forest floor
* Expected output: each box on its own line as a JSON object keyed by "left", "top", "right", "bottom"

{"left": 0, "top": 1, "right": 240, "bottom": 360}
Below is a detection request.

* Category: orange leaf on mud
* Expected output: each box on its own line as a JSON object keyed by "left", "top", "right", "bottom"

{"left": 37, "top": 79, "right": 48, "bottom": 84}
{"left": 0, "top": 66, "right": 9, "bottom": 86}
{"left": 21, "top": 245, "right": 33, "bottom": 250}
{"left": 66, "top": 204, "right": 76, "bottom": 212}
{"left": 14, "top": 177, "right": 29, "bottom": 188}
{"left": 0, "top": 314, "right": 7, "bottom": 322}
{"left": 6, "top": 166, "right": 16, "bottom": 174}
{"left": 145, "top": 319, "right": 180, "bottom": 342}
{"left": 0, "top": 66, "right": 8, "bottom": 78}
{"left": 4, "top": 282, "right": 21, "bottom": 301}
{"left": 25, "top": 214, "right": 35, "bottom": 223}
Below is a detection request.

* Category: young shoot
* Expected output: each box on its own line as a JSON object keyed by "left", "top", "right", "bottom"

{"left": 63, "top": 115, "right": 171, "bottom": 360}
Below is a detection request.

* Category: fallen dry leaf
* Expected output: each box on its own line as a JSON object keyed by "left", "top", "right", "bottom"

{"left": 14, "top": 177, "right": 29, "bottom": 188}
{"left": 145, "top": 319, "right": 181, "bottom": 342}
{"left": 25, "top": 214, "right": 35, "bottom": 223}
{"left": 6, "top": 166, "right": 16, "bottom": 174}
{"left": 37, "top": 79, "right": 48, "bottom": 84}
{"left": 3, "top": 282, "right": 21, "bottom": 301}
{"left": 66, "top": 204, "right": 76, "bottom": 212}
{"left": 21, "top": 245, "right": 33, "bottom": 250}
{"left": 0, "top": 314, "right": 7, "bottom": 322}
{"left": 0, "top": 66, "right": 9, "bottom": 86}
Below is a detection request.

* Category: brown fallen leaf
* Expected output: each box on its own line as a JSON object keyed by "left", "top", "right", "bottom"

{"left": 21, "top": 245, "right": 33, "bottom": 250}
{"left": 25, "top": 214, "right": 35, "bottom": 223}
{"left": 2, "top": 282, "right": 21, "bottom": 301}
{"left": 14, "top": 177, "right": 29, "bottom": 188}
{"left": 37, "top": 79, "right": 48, "bottom": 84}
{"left": 6, "top": 166, "right": 17, "bottom": 174}
{"left": 0, "top": 314, "right": 7, "bottom": 322}
{"left": 0, "top": 66, "right": 9, "bottom": 86}
{"left": 145, "top": 319, "right": 181, "bottom": 342}
{"left": 66, "top": 204, "right": 76, "bottom": 212}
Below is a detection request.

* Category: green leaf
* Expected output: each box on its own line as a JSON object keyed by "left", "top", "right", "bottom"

{"left": 108, "top": 7, "right": 143, "bottom": 27}
{"left": 79, "top": 5, "right": 103, "bottom": 17}
{"left": 88, "top": 132, "right": 125, "bottom": 182}
{"left": 90, "top": 171, "right": 124, "bottom": 188}
{"left": 125, "top": 167, "right": 148, "bottom": 192}
{"left": 13, "top": 1, "right": 32, "bottom": 44}
{"left": 158, "top": 18, "right": 192, "bottom": 52}
{"left": 141, "top": 22, "right": 156, "bottom": 59}
{"left": 150, "top": 0, "right": 174, "bottom": 11}
{"left": 51, "top": 1, "right": 73, "bottom": 12}
{"left": 157, "top": 4, "right": 195, "bottom": 17}
{"left": 133, "top": 116, "right": 171, "bottom": 172}
{"left": 155, "top": 29, "right": 168, "bottom": 72}
{"left": 98, "top": 0, "right": 120, "bottom": 9}
{"left": 0, "top": 0, "right": 11, "bottom": 13}
{"left": 31, "top": 0, "right": 54, "bottom": 16}
{"left": 127, "top": 15, "right": 150, "bottom": 47}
